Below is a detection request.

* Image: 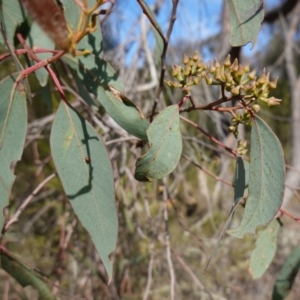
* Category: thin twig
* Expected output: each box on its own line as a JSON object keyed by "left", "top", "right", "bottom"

{"left": 180, "top": 116, "right": 237, "bottom": 156}
{"left": 171, "top": 250, "right": 214, "bottom": 300}
{"left": 136, "top": 0, "right": 167, "bottom": 43}
{"left": 182, "top": 154, "right": 232, "bottom": 187}
{"left": 279, "top": 208, "right": 300, "bottom": 224}
{"left": 143, "top": 243, "right": 154, "bottom": 300}
{"left": 146, "top": 0, "right": 179, "bottom": 121}
{"left": 180, "top": 95, "right": 242, "bottom": 113}
{"left": 4, "top": 173, "right": 57, "bottom": 231}
{"left": 162, "top": 177, "right": 176, "bottom": 300}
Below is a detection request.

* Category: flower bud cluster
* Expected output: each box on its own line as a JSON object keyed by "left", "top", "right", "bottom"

{"left": 165, "top": 52, "right": 207, "bottom": 95}
{"left": 229, "top": 111, "right": 252, "bottom": 138}
{"left": 166, "top": 53, "right": 281, "bottom": 107}
{"left": 236, "top": 140, "right": 248, "bottom": 156}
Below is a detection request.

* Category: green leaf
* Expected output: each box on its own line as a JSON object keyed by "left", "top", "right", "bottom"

{"left": 26, "top": 22, "right": 54, "bottom": 86}
{"left": 0, "top": 75, "right": 27, "bottom": 232}
{"left": 50, "top": 101, "right": 118, "bottom": 281}
{"left": 40, "top": 84, "right": 52, "bottom": 111}
{"left": 243, "top": 159, "right": 250, "bottom": 196}
{"left": 233, "top": 157, "right": 246, "bottom": 205}
{"left": 0, "top": 0, "right": 24, "bottom": 46}
{"left": 226, "top": 0, "right": 264, "bottom": 47}
{"left": 227, "top": 116, "right": 285, "bottom": 238}
{"left": 205, "top": 157, "right": 246, "bottom": 271}
{"left": 272, "top": 247, "right": 300, "bottom": 300}
{"left": 135, "top": 105, "right": 182, "bottom": 181}
{"left": 249, "top": 219, "right": 281, "bottom": 279}
{"left": 1, "top": 249, "right": 55, "bottom": 300}
{"left": 139, "top": 0, "right": 164, "bottom": 67}
{"left": 64, "top": 54, "right": 149, "bottom": 140}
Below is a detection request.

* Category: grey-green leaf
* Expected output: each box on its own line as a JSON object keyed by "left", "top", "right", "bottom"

{"left": 50, "top": 101, "right": 118, "bottom": 281}
{"left": 227, "top": 116, "right": 285, "bottom": 238}
{"left": 272, "top": 247, "right": 300, "bottom": 300}
{"left": 226, "top": 0, "right": 264, "bottom": 47}
{"left": 205, "top": 157, "right": 246, "bottom": 271}
{"left": 64, "top": 54, "right": 149, "bottom": 140}
{"left": 233, "top": 156, "right": 246, "bottom": 205}
{"left": 0, "top": 0, "right": 24, "bottom": 46}
{"left": 0, "top": 75, "right": 27, "bottom": 232}
{"left": 135, "top": 105, "right": 182, "bottom": 181}
{"left": 1, "top": 250, "right": 55, "bottom": 300}
{"left": 249, "top": 219, "right": 281, "bottom": 279}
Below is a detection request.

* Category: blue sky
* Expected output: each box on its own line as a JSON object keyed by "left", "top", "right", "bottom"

{"left": 106, "top": 0, "right": 283, "bottom": 62}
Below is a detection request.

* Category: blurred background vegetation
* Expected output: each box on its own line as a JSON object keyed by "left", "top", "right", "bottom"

{"left": 1, "top": 0, "right": 300, "bottom": 299}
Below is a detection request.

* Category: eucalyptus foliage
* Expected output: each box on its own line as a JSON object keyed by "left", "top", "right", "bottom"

{"left": 0, "top": 0, "right": 296, "bottom": 299}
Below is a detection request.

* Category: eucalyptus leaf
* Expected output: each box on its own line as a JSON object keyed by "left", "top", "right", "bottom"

{"left": 227, "top": 116, "right": 285, "bottom": 238}
{"left": 272, "top": 247, "right": 300, "bottom": 300}
{"left": 135, "top": 105, "right": 182, "bottom": 181}
{"left": 0, "top": 75, "right": 27, "bottom": 232}
{"left": 50, "top": 101, "right": 118, "bottom": 281}
{"left": 249, "top": 219, "right": 281, "bottom": 279}
{"left": 205, "top": 157, "right": 246, "bottom": 271}
{"left": 1, "top": 250, "right": 55, "bottom": 300}
{"left": 64, "top": 54, "right": 149, "bottom": 140}
{"left": 226, "top": 0, "right": 264, "bottom": 47}
{"left": 0, "top": 0, "right": 24, "bottom": 46}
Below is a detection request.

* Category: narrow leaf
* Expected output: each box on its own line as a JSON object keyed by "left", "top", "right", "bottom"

{"left": 205, "top": 157, "right": 245, "bottom": 271}
{"left": 249, "top": 219, "right": 281, "bottom": 279}
{"left": 50, "top": 101, "right": 118, "bottom": 281}
{"left": 233, "top": 157, "right": 246, "bottom": 205}
{"left": 226, "top": 0, "right": 264, "bottom": 47}
{"left": 0, "top": 75, "right": 27, "bottom": 231}
{"left": 64, "top": 55, "right": 149, "bottom": 140}
{"left": 227, "top": 116, "right": 285, "bottom": 238}
{"left": 1, "top": 249, "right": 55, "bottom": 300}
{"left": 272, "top": 247, "right": 300, "bottom": 300}
{"left": 0, "top": 0, "right": 24, "bottom": 46}
{"left": 135, "top": 105, "right": 182, "bottom": 181}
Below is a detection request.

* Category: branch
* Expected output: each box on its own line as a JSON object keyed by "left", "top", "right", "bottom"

{"left": 4, "top": 173, "right": 57, "bottom": 231}
{"left": 162, "top": 177, "right": 176, "bottom": 300}
{"left": 145, "top": 0, "right": 179, "bottom": 121}
{"left": 180, "top": 116, "right": 238, "bottom": 156}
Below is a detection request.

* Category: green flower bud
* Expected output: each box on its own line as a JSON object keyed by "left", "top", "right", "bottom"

{"left": 243, "top": 63, "right": 250, "bottom": 73}
{"left": 252, "top": 104, "right": 260, "bottom": 112}
{"left": 204, "top": 74, "right": 213, "bottom": 85}
{"left": 171, "top": 64, "right": 181, "bottom": 77}
{"left": 193, "top": 76, "right": 201, "bottom": 85}
{"left": 267, "top": 97, "right": 282, "bottom": 106}
{"left": 183, "top": 66, "right": 191, "bottom": 76}
{"left": 231, "top": 59, "right": 239, "bottom": 72}
{"left": 192, "top": 51, "right": 199, "bottom": 62}
{"left": 269, "top": 77, "right": 278, "bottom": 89}
{"left": 248, "top": 69, "right": 256, "bottom": 80}
{"left": 231, "top": 86, "right": 240, "bottom": 95}
{"left": 182, "top": 53, "right": 189, "bottom": 64}
{"left": 223, "top": 54, "right": 231, "bottom": 67}
{"left": 214, "top": 58, "right": 221, "bottom": 69}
